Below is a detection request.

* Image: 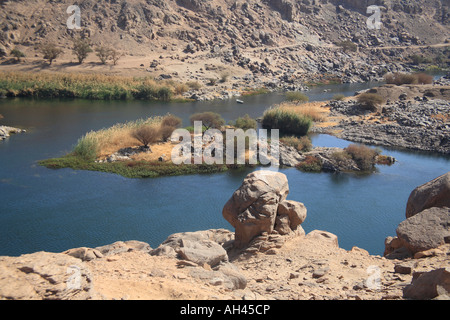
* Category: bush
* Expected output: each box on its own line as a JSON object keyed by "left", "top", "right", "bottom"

{"left": 190, "top": 112, "right": 225, "bottom": 130}
{"left": 10, "top": 48, "right": 25, "bottom": 62}
{"left": 73, "top": 134, "right": 99, "bottom": 161}
{"left": 40, "top": 43, "right": 63, "bottom": 65}
{"left": 72, "top": 38, "right": 93, "bottom": 64}
{"left": 415, "top": 73, "right": 433, "bottom": 85}
{"left": 356, "top": 93, "right": 384, "bottom": 111}
{"left": 162, "top": 114, "right": 182, "bottom": 128}
{"left": 345, "top": 144, "right": 380, "bottom": 171}
{"left": 286, "top": 91, "right": 309, "bottom": 103}
{"left": 95, "top": 46, "right": 113, "bottom": 64}
{"left": 262, "top": 108, "right": 312, "bottom": 137}
{"left": 131, "top": 125, "right": 161, "bottom": 148}
{"left": 186, "top": 81, "right": 202, "bottom": 90}
{"left": 280, "top": 136, "right": 312, "bottom": 152}
{"left": 333, "top": 94, "right": 346, "bottom": 101}
{"left": 336, "top": 40, "right": 358, "bottom": 52}
{"left": 296, "top": 155, "right": 322, "bottom": 172}
{"left": 160, "top": 125, "right": 176, "bottom": 142}
{"left": 233, "top": 114, "right": 257, "bottom": 131}
{"left": 156, "top": 87, "right": 173, "bottom": 101}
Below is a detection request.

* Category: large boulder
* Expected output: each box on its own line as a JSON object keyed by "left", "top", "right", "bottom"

{"left": 0, "top": 252, "right": 97, "bottom": 300}
{"left": 405, "top": 172, "right": 450, "bottom": 219}
{"left": 150, "top": 229, "right": 233, "bottom": 267}
{"left": 396, "top": 207, "right": 450, "bottom": 254}
{"left": 222, "top": 171, "right": 290, "bottom": 248}
{"left": 403, "top": 268, "right": 450, "bottom": 300}
{"left": 275, "top": 200, "right": 307, "bottom": 235}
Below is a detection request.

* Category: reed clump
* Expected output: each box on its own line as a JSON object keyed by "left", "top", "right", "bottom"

{"left": 0, "top": 71, "right": 186, "bottom": 101}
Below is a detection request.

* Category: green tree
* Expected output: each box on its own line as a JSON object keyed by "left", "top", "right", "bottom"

{"left": 10, "top": 48, "right": 25, "bottom": 62}
{"left": 72, "top": 38, "right": 93, "bottom": 64}
{"left": 40, "top": 43, "right": 63, "bottom": 65}
{"left": 190, "top": 112, "right": 225, "bottom": 130}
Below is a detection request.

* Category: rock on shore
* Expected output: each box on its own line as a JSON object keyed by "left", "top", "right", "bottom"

{"left": 0, "top": 126, "right": 25, "bottom": 140}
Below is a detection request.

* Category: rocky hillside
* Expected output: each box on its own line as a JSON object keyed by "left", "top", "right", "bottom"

{"left": 0, "top": 0, "right": 449, "bottom": 87}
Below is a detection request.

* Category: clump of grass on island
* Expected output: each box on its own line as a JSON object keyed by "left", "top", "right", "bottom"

{"left": 0, "top": 71, "right": 192, "bottom": 101}
{"left": 262, "top": 107, "right": 313, "bottom": 137}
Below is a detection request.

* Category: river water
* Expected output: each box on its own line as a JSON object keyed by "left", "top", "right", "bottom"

{"left": 0, "top": 82, "right": 449, "bottom": 256}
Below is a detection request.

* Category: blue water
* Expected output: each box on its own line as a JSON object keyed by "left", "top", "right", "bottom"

{"left": 0, "top": 84, "right": 449, "bottom": 256}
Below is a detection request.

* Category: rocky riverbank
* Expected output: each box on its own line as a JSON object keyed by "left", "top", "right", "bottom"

{"left": 314, "top": 79, "right": 450, "bottom": 155}
{"left": 0, "top": 126, "right": 25, "bottom": 141}
{"left": 0, "top": 171, "right": 448, "bottom": 300}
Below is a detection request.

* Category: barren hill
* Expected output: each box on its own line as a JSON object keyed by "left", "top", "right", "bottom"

{"left": 0, "top": 0, "right": 449, "bottom": 89}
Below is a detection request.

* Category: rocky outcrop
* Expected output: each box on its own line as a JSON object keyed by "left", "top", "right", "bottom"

{"left": 329, "top": 97, "right": 450, "bottom": 155}
{"left": 403, "top": 268, "right": 450, "bottom": 300}
{"left": 405, "top": 172, "right": 450, "bottom": 218}
{"left": 222, "top": 171, "right": 308, "bottom": 248}
{"left": 396, "top": 207, "right": 450, "bottom": 254}
{"left": 385, "top": 172, "right": 450, "bottom": 258}
{"left": 0, "top": 252, "right": 97, "bottom": 300}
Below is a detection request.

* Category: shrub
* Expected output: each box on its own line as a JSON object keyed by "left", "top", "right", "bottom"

{"left": 336, "top": 40, "right": 357, "bottom": 52}
{"left": 109, "top": 49, "right": 123, "bottom": 66}
{"left": 384, "top": 72, "right": 433, "bottom": 85}
{"left": 296, "top": 155, "right": 322, "bottom": 172}
{"left": 415, "top": 73, "right": 433, "bottom": 85}
{"left": 72, "top": 38, "right": 93, "bottom": 64}
{"left": 73, "top": 134, "right": 99, "bottom": 161}
{"left": 160, "top": 125, "right": 176, "bottom": 142}
{"left": 186, "top": 81, "right": 202, "bottom": 90}
{"left": 233, "top": 114, "right": 257, "bottom": 131}
{"left": 219, "top": 71, "right": 230, "bottom": 83}
{"left": 345, "top": 144, "right": 380, "bottom": 171}
{"left": 10, "top": 48, "right": 25, "bottom": 62}
{"left": 333, "top": 94, "right": 346, "bottom": 101}
{"left": 262, "top": 108, "right": 312, "bottom": 137}
{"left": 95, "top": 46, "right": 113, "bottom": 64}
{"left": 280, "top": 136, "right": 312, "bottom": 152}
{"left": 156, "top": 87, "right": 173, "bottom": 101}
{"left": 190, "top": 112, "right": 225, "bottom": 130}
{"left": 131, "top": 125, "right": 161, "bottom": 148}
{"left": 40, "top": 43, "right": 63, "bottom": 65}
{"left": 162, "top": 114, "right": 182, "bottom": 128}
{"left": 286, "top": 91, "right": 309, "bottom": 103}
{"left": 356, "top": 93, "right": 384, "bottom": 111}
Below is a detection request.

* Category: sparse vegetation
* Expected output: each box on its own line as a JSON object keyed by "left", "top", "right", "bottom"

{"left": 296, "top": 155, "right": 322, "bottom": 172}
{"left": 190, "top": 112, "right": 225, "bottom": 130}
{"left": 336, "top": 40, "right": 358, "bottom": 53}
{"left": 186, "top": 81, "right": 202, "bottom": 90}
{"left": 262, "top": 108, "right": 312, "bottom": 137}
{"left": 356, "top": 93, "right": 384, "bottom": 111}
{"left": 72, "top": 38, "right": 93, "bottom": 64}
{"left": 0, "top": 72, "right": 192, "bottom": 101}
{"left": 285, "top": 92, "right": 309, "bottom": 103}
{"left": 280, "top": 136, "right": 312, "bottom": 152}
{"left": 344, "top": 144, "right": 381, "bottom": 172}
{"left": 10, "top": 48, "right": 25, "bottom": 62}
{"left": 40, "top": 43, "right": 63, "bottom": 65}
{"left": 384, "top": 72, "right": 433, "bottom": 85}
{"left": 231, "top": 114, "right": 257, "bottom": 131}
{"left": 332, "top": 94, "right": 346, "bottom": 101}
{"left": 95, "top": 46, "right": 113, "bottom": 64}
{"left": 131, "top": 125, "right": 161, "bottom": 149}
